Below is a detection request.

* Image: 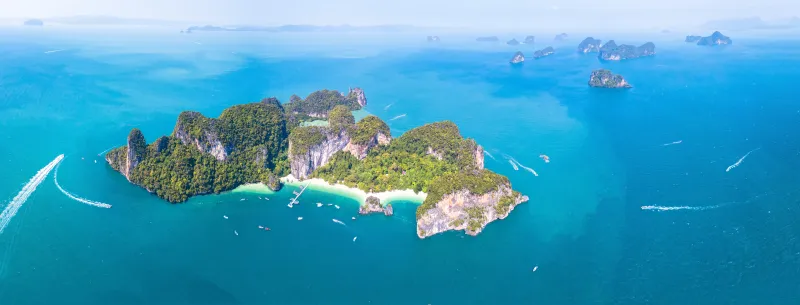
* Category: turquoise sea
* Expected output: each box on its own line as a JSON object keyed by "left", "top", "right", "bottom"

{"left": 1, "top": 27, "right": 799, "bottom": 304}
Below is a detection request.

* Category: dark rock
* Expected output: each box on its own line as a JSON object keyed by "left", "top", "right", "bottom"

{"left": 509, "top": 51, "right": 525, "bottom": 64}
{"left": 523, "top": 36, "right": 535, "bottom": 44}
{"left": 598, "top": 41, "right": 655, "bottom": 60}
{"left": 554, "top": 33, "right": 568, "bottom": 41}
{"left": 589, "top": 69, "right": 631, "bottom": 88}
{"left": 696, "top": 31, "right": 732, "bottom": 46}
{"left": 506, "top": 39, "right": 520, "bottom": 45}
{"left": 476, "top": 36, "right": 499, "bottom": 42}
{"left": 578, "top": 37, "right": 602, "bottom": 53}
{"left": 532, "top": 47, "right": 554, "bottom": 59}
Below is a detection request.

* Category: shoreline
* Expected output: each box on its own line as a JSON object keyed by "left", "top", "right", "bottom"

{"left": 231, "top": 175, "right": 427, "bottom": 205}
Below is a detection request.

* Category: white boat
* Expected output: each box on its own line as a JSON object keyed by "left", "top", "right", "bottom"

{"left": 258, "top": 225, "right": 264, "bottom": 229}
{"left": 351, "top": 217, "right": 356, "bottom": 220}
{"left": 297, "top": 217, "right": 303, "bottom": 221}
{"left": 353, "top": 236, "right": 357, "bottom": 242}
{"left": 332, "top": 219, "right": 345, "bottom": 225}
{"left": 532, "top": 266, "right": 538, "bottom": 272}
{"left": 293, "top": 191, "right": 300, "bottom": 196}
{"left": 334, "top": 205, "right": 340, "bottom": 209}
{"left": 234, "top": 230, "right": 239, "bottom": 236}
{"left": 240, "top": 198, "right": 246, "bottom": 201}
{"left": 327, "top": 203, "right": 333, "bottom": 206}
{"left": 223, "top": 215, "right": 228, "bottom": 219}
{"left": 316, "top": 203, "right": 323, "bottom": 207}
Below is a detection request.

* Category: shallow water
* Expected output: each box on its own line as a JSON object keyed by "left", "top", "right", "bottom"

{"left": 0, "top": 28, "right": 799, "bottom": 304}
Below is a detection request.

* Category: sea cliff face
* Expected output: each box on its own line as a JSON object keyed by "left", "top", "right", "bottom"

{"left": 348, "top": 87, "right": 368, "bottom": 108}
{"left": 172, "top": 112, "right": 230, "bottom": 161}
{"left": 578, "top": 37, "right": 602, "bottom": 53}
{"left": 105, "top": 129, "right": 147, "bottom": 181}
{"left": 416, "top": 184, "right": 528, "bottom": 238}
{"left": 289, "top": 128, "right": 350, "bottom": 179}
{"left": 344, "top": 131, "right": 390, "bottom": 160}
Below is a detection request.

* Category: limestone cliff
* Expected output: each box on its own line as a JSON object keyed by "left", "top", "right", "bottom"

{"left": 359, "top": 196, "right": 393, "bottom": 216}
{"left": 344, "top": 132, "right": 390, "bottom": 159}
{"left": 578, "top": 37, "right": 602, "bottom": 53}
{"left": 288, "top": 127, "right": 350, "bottom": 179}
{"left": 172, "top": 111, "right": 230, "bottom": 161}
{"left": 347, "top": 87, "right": 368, "bottom": 108}
{"left": 416, "top": 184, "right": 528, "bottom": 238}
{"left": 105, "top": 129, "right": 147, "bottom": 181}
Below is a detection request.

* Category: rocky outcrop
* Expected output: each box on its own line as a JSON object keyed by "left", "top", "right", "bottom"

{"left": 427, "top": 36, "right": 440, "bottom": 42}
{"left": 554, "top": 33, "right": 568, "bottom": 41}
{"left": 589, "top": 69, "right": 631, "bottom": 88}
{"left": 416, "top": 184, "right": 528, "bottom": 238}
{"left": 384, "top": 204, "right": 394, "bottom": 216}
{"left": 105, "top": 129, "right": 147, "bottom": 181}
{"left": 344, "top": 131, "right": 390, "bottom": 160}
{"left": 359, "top": 196, "right": 393, "bottom": 216}
{"left": 476, "top": 36, "right": 499, "bottom": 42}
{"left": 289, "top": 128, "right": 350, "bottom": 179}
{"left": 347, "top": 87, "right": 367, "bottom": 108}
{"left": 578, "top": 37, "right": 602, "bottom": 53}
{"left": 474, "top": 145, "right": 485, "bottom": 170}
{"left": 696, "top": 31, "right": 732, "bottom": 46}
{"left": 598, "top": 41, "right": 655, "bottom": 60}
{"left": 172, "top": 112, "right": 230, "bottom": 161}
{"left": 506, "top": 39, "right": 520, "bottom": 45}
{"left": 523, "top": 36, "right": 535, "bottom": 44}
{"left": 510, "top": 51, "right": 525, "bottom": 64}
{"left": 685, "top": 35, "right": 702, "bottom": 43}
{"left": 266, "top": 173, "right": 282, "bottom": 191}
{"left": 533, "top": 47, "right": 555, "bottom": 59}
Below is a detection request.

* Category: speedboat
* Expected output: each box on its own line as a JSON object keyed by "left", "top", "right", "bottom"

{"left": 539, "top": 154, "right": 550, "bottom": 163}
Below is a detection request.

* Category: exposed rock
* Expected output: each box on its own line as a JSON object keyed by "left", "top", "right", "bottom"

{"left": 416, "top": 184, "right": 528, "bottom": 238}
{"left": 578, "top": 37, "right": 602, "bottom": 53}
{"left": 523, "top": 36, "right": 535, "bottom": 44}
{"left": 598, "top": 41, "right": 655, "bottom": 61}
{"left": 685, "top": 35, "right": 702, "bottom": 43}
{"left": 506, "top": 39, "right": 520, "bottom": 45}
{"left": 384, "top": 204, "right": 394, "bottom": 216}
{"left": 344, "top": 131, "right": 390, "bottom": 160}
{"left": 476, "top": 36, "right": 499, "bottom": 42}
{"left": 105, "top": 129, "right": 147, "bottom": 181}
{"left": 289, "top": 128, "right": 350, "bottom": 179}
{"left": 24, "top": 19, "right": 44, "bottom": 26}
{"left": 266, "top": 173, "right": 282, "bottom": 191}
{"left": 696, "top": 31, "right": 732, "bottom": 46}
{"left": 533, "top": 46, "right": 555, "bottom": 59}
{"left": 347, "top": 87, "right": 367, "bottom": 108}
{"left": 474, "top": 145, "right": 485, "bottom": 170}
{"left": 589, "top": 69, "right": 631, "bottom": 88}
{"left": 427, "top": 36, "right": 440, "bottom": 42}
{"left": 510, "top": 51, "right": 525, "bottom": 64}
{"left": 360, "top": 196, "right": 384, "bottom": 214}
{"left": 172, "top": 111, "right": 230, "bottom": 161}
{"left": 554, "top": 33, "right": 568, "bottom": 41}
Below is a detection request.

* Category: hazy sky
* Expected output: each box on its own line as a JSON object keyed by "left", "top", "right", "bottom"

{"left": 2, "top": 0, "right": 798, "bottom": 30}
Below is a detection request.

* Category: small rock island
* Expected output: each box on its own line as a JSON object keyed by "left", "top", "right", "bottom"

{"left": 23, "top": 19, "right": 44, "bottom": 26}
{"left": 476, "top": 36, "right": 499, "bottom": 42}
{"left": 589, "top": 69, "right": 632, "bottom": 88}
{"left": 685, "top": 35, "right": 702, "bottom": 43}
{"left": 507, "top": 39, "right": 520, "bottom": 45}
{"left": 578, "top": 37, "right": 602, "bottom": 53}
{"left": 694, "top": 31, "right": 732, "bottom": 46}
{"left": 598, "top": 41, "right": 656, "bottom": 60}
{"left": 523, "top": 36, "right": 535, "bottom": 44}
{"left": 554, "top": 33, "right": 568, "bottom": 41}
{"left": 427, "top": 36, "right": 440, "bottom": 42}
{"left": 510, "top": 51, "right": 525, "bottom": 64}
{"left": 106, "top": 87, "right": 527, "bottom": 239}
{"left": 532, "top": 47, "right": 554, "bottom": 59}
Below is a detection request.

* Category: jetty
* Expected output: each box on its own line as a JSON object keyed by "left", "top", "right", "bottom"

{"left": 288, "top": 183, "right": 309, "bottom": 207}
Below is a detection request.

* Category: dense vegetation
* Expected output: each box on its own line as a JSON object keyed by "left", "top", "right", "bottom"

{"left": 288, "top": 126, "right": 328, "bottom": 156}
{"left": 284, "top": 89, "right": 362, "bottom": 118}
{"left": 328, "top": 105, "right": 355, "bottom": 131}
{"left": 350, "top": 115, "right": 390, "bottom": 145}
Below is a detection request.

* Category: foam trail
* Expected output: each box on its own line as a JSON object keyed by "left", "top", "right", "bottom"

{"left": 483, "top": 151, "right": 496, "bottom": 160}
{"left": 332, "top": 219, "right": 346, "bottom": 226}
{"left": 97, "top": 146, "right": 116, "bottom": 156}
{"left": 44, "top": 49, "right": 64, "bottom": 54}
{"left": 384, "top": 103, "right": 393, "bottom": 110}
{"left": 507, "top": 160, "right": 519, "bottom": 170}
{"left": 726, "top": 148, "right": 761, "bottom": 172}
{"left": 641, "top": 204, "right": 725, "bottom": 211}
{"left": 390, "top": 114, "right": 406, "bottom": 121}
{"left": 0, "top": 155, "right": 64, "bottom": 234}
{"left": 54, "top": 162, "right": 112, "bottom": 209}
{"left": 503, "top": 154, "right": 538, "bottom": 176}
{"left": 514, "top": 161, "right": 539, "bottom": 177}
{"left": 662, "top": 140, "right": 682, "bottom": 146}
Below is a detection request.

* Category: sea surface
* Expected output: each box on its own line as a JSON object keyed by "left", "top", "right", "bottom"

{"left": 1, "top": 27, "right": 799, "bottom": 305}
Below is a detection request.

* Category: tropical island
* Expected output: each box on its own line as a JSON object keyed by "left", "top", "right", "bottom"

{"left": 23, "top": 19, "right": 44, "bottom": 26}
{"left": 506, "top": 39, "right": 520, "bottom": 45}
{"left": 554, "top": 33, "right": 568, "bottom": 41}
{"left": 105, "top": 88, "right": 527, "bottom": 238}
{"left": 476, "top": 36, "right": 499, "bottom": 42}
{"left": 533, "top": 47, "right": 555, "bottom": 59}
{"left": 589, "top": 69, "right": 631, "bottom": 88}
{"left": 523, "top": 36, "right": 535, "bottom": 44}
{"left": 578, "top": 37, "right": 602, "bottom": 53}
{"left": 510, "top": 51, "right": 525, "bottom": 64}
{"left": 597, "top": 41, "right": 656, "bottom": 60}
{"left": 694, "top": 31, "right": 732, "bottom": 46}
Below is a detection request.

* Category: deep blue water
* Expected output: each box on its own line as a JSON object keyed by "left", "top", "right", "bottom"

{"left": 0, "top": 27, "right": 799, "bottom": 304}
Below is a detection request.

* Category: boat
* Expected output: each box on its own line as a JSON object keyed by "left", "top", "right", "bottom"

{"left": 240, "top": 198, "right": 246, "bottom": 201}
{"left": 532, "top": 266, "right": 539, "bottom": 272}
{"left": 293, "top": 191, "right": 300, "bottom": 196}
{"left": 223, "top": 215, "right": 228, "bottom": 219}
{"left": 332, "top": 219, "right": 345, "bottom": 225}
{"left": 234, "top": 230, "right": 239, "bottom": 236}
{"left": 327, "top": 203, "right": 332, "bottom": 206}
{"left": 539, "top": 154, "right": 550, "bottom": 163}
{"left": 353, "top": 236, "right": 357, "bottom": 242}
{"left": 264, "top": 227, "right": 271, "bottom": 231}
{"left": 316, "top": 203, "right": 323, "bottom": 207}
{"left": 258, "top": 225, "right": 264, "bottom": 229}
{"left": 297, "top": 217, "right": 303, "bottom": 221}
{"left": 351, "top": 217, "right": 356, "bottom": 220}
{"left": 334, "top": 205, "right": 340, "bottom": 209}
{"left": 287, "top": 203, "right": 293, "bottom": 208}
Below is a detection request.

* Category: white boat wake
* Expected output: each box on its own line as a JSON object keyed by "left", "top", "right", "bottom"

{"left": 662, "top": 140, "right": 682, "bottom": 146}
{"left": 507, "top": 160, "right": 519, "bottom": 170}
{"left": 390, "top": 114, "right": 406, "bottom": 121}
{"left": 641, "top": 192, "right": 772, "bottom": 212}
{"left": 53, "top": 162, "right": 112, "bottom": 209}
{"left": 384, "top": 103, "right": 393, "bottom": 110}
{"left": 44, "top": 49, "right": 65, "bottom": 54}
{"left": 332, "top": 219, "right": 346, "bottom": 226}
{"left": 97, "top": 146, "right": 116, "bottom": 156}
{"left": 483, "top": 151, "right": 496, "bottom": 160}
{"left": 503, "top": 154, "right": 538, "bottom": 176}
{"left": 0, "top": 155, "right": 64, "bottom": 234}
{"left": 726, "top": 148, "right": 761, "bottom": 172}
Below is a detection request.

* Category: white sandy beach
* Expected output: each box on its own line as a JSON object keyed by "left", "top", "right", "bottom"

{"left": 231, "top": 175, "right": 427, "bottom": 205}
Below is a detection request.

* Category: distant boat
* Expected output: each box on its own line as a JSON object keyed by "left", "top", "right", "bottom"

{"left": 258, "top": 225, "right": 264, "bottom": 229}
{"left": 351, "top": 217, "right": 356, "bottom": 220}
{"left": 297, "top": 217, "right": 303, "bottom": 221}
{"left": 287, "top": 203, "right": 293, "bottom": 208}
{"left": 317, "top": 203, "right": 323, "bottom": 207}
{"left": 334, "top": 205, "right": 340, "bottom": 209}
{"left": 223, "top": 215, "right": 228, "bottom": 219}
{"left": 293, "top": 191, "right": 300, "bottom": 196}
{"left": 240, "top": 198, "right": 246, "bottom": 201}
{"left": 532, "top": 266, "right": 538, "bottom": 272}
{"left": 539, "top": 154, "right": 550, "bottom": 163}
{"left": 332, "top": 219, "right": 345, "bottom": 225}
{"left": 234, "top": 230, "right": 239, "bottom": 236}
{"left": 327, "top": 203, "right": 333, "bottom": 206}
{"left": 353, "top": 236, "right": 358, "bottom": 242}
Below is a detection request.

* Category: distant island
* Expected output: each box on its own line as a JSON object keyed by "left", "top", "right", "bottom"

{"left": 427, "top": 36, "right": 441, "bottom": 42}
{"left": 691, "top": 31, "right": 732, "bottom": 46}
{"left": 23, "top": 19, "right": 43, "bottom": 26}
{"left": 554, "top": 33, "right": 568, "bottom": 41}
{"left": 532, "top": 47, "right": 554, "bottom": 59}
{"left": 523, "top": 36, "right": 535, "bottom": 44}
{"left": 105, "top": 88, "right": 527, "bottom": 238}
{"left": 510, "top": 51, "right": 525, "bottom": 64}
{"left": 589, "top": 69, "right": 631, "bottom": 88}
{"left": 685, "top": 35, "right": 702, "bottom": 43}
{"left": 578, "top": 37, "right": 602, "bottom": 53}
{"left": 598, "top": 41, "right": 655, "bottom": 60}
{"left": 507, "top": 39, "right": 520, "bottom": 46}
{"left": 476, "top": 36, "right": 499, "bottom": 42}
